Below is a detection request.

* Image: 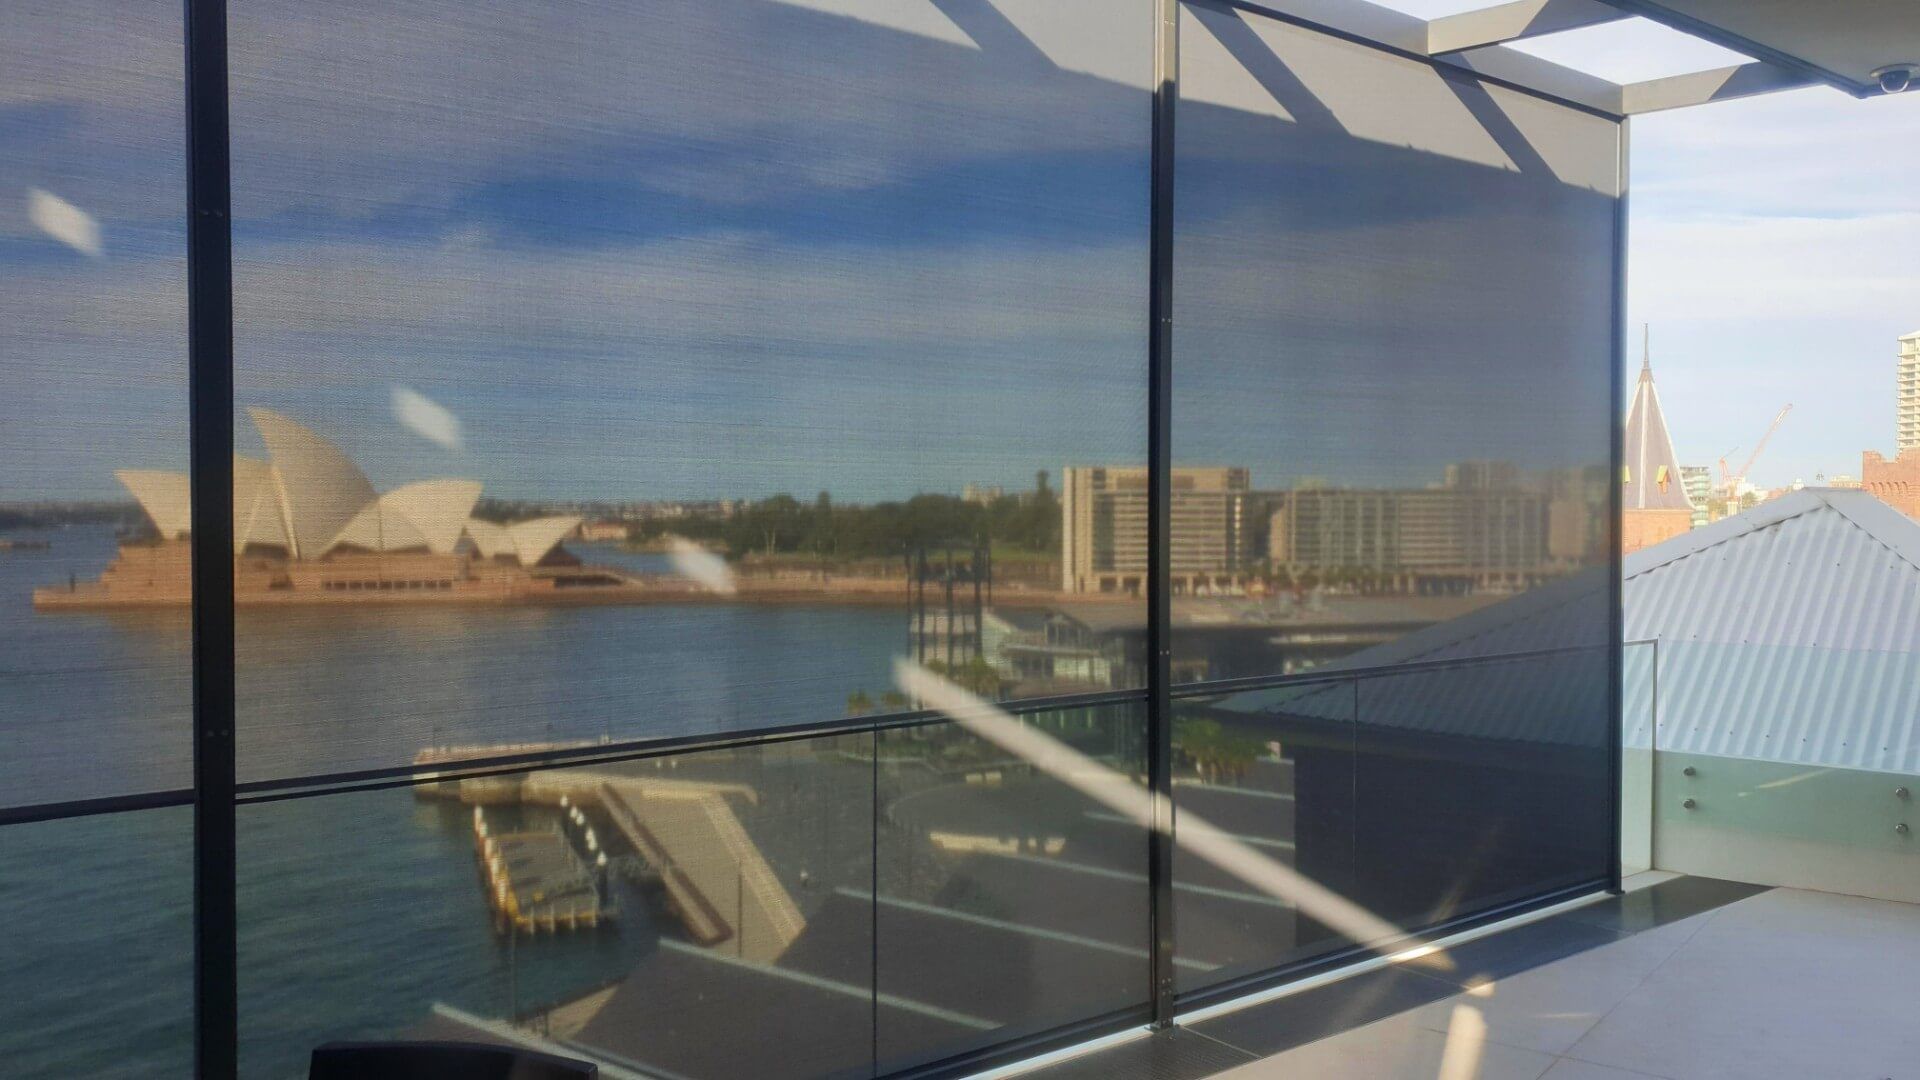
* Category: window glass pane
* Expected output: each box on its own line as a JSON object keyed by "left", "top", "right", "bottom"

{"left": 875, "top": 702, "right": 1150, "bottom": 1070}
{"left": 1353, "top": 648, "right": 1612, "bottom": 927}
{"left": 0, "top": 3, "right": 189, "bottom": 808}
{"left": 0, "top": 808, "right": 193, "bottom": 1076}
{"left": 0, "top": 5, "right": 193, "bottom": 1071}
{"left": 1171, "top": 0, "right": 1617, "bottom": 685}
{"left": 1170, "top": 0, "right": 1619, "bottom": 974}
{"left": 1171, "top": 683, "right": 1355, "bottom": 992}
{"left": 238, "top": 735, "right": 874, "bottom": 1078}
{"left": 225, "top": 0, "right": 1153, "bottom": 784}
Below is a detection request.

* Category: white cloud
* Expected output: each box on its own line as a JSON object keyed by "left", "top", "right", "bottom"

{"left": 1630, "top": 212, "right": 1920, "bottom": 324}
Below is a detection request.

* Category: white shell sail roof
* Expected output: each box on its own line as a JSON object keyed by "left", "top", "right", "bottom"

{"left": 508, "top": 516, "right": 582, "bottom": 566}
{"left": 463, "top": 518, "right": 514, "bottom": 561}
{"left": 115, "top": 406, "right": 579, "bottom": 569}
{"left": 327, "top": 480, "right": 482, "bottom": 556}
{"left": 248, "top": 407, "right": 378, "bottom": 559}
{"left": 116, "top": 469, "right": 192, "bottom": 540}
{"left": 464, "top": 515, "right": 581, "bottom": 565}
{"left": 234, "top": 455, "right": 292, "bottom": 550}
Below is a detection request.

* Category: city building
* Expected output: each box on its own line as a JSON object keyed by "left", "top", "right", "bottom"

{"left": 1900, "top": 330, "right": 1920, "bottom": 453}
{"left": 960, "top": 483, "right": 1003, "bottom": 506}
{"left": 1060, "top": 465, "right": 1248, "bottom": 594}
{"left": 1682, "top": 464, "right": 1714, "bottom": 527}
{"left": 1623, "top": 354, "right": 1696, "bottom": 553}
{"left": 1862, "top": 447, "right": 1920, "bottom": 520}
{"left": 573, "top": 520, "right": 629, "bottom": 542}
{"left": 1265, "top": 469, "right": 1583, "bottom": 593}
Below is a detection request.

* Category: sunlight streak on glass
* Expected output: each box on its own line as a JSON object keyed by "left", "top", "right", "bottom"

{"left": 391, "top": 385, "right": 463, "bottom": 451}
{"left": 26, "top": 188, "right": 102, "bottom": 257}
{"left": 894, "top": 658, "right": 1445, "bottom": 968}
{"left": 667, "top": 536, "right": 737, "bottom": 596}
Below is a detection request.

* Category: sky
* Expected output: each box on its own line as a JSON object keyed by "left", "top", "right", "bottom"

{"left": 2, "top": 0, "right": 1915, "bottom": 503}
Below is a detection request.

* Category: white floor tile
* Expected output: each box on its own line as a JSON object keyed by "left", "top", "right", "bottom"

{"left": 1400, "top": 915, "right": 1712, "bottom": 1056}
{"left": 1567, "top": 889, "right": 1920, "bottom": 1080}
{"left": 1216, "top": 1010, "right": 1557, "bottom": 1080}
{"left": 1541, "top": 1059, "right": 1675, "bottom": 1080}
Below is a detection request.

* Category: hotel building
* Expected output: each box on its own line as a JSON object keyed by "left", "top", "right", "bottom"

{"left": 1060, "top": 465, "right": 1248, "bottom": 594}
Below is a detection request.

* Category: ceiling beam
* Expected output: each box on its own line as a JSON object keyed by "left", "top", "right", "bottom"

{"left": 1619, "top": 60, "right": 1817, "bottom": 114}
{"left": 1425, "top": 0, "right": 1630, "bottom": 56}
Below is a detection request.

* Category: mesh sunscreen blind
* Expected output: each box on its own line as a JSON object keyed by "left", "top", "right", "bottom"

{"left": 1169, "top": 0, "right": 1620, "bottom": 985}
{"left": 225, "top": 0, "right": 1155, "bottom": 783}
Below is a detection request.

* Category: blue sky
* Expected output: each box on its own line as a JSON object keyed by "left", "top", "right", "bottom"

{"left": 2, "top": 0, "right": 1913, "bottom": 503}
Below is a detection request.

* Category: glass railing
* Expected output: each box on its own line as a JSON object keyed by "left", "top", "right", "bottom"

{"left": 1169, "top": 645, "right": 1615, "bottom": 998}
{"left": 1622, "top": 639, "right": 1656, "bottom": 877}
{"left": 233, "top": 699, "right": 1152, "bottom": 1079}
{"left": 226, "top": 643, "right": 1625, "bottom": 1075}
{"left": 1622, "top": 638, "right": 1919, "bottom": 904}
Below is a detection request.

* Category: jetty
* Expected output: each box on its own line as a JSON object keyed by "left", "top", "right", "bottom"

{"left": 422, "top": 750, "right": 802, "bottom": 962}
{"left": 472, "top": 806, "right": 610, "bottom": 935}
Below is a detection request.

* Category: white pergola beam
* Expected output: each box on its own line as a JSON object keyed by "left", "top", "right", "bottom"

{"left": 1620, "top": 60, "right": 1817, "bottom": 114}
{"left": 1426, "top": 0, "right": 1631, "bottom": 56}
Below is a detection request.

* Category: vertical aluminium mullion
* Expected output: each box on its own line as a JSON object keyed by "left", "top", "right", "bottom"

{"left": 1145, "top": 0, "right": 1180, "bottom": 1029}
{"left": 184, "top": 0, "right": 238, "bottom": 1074}
{"left": 1606, "top": 117, "right": 1629, "bottom": 895}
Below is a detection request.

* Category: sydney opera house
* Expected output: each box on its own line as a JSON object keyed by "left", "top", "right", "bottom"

{"left": 35, "top": 408, "right": 607, "bottom": 608}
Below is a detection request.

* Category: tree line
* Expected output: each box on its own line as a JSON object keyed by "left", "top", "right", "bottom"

{"left": 630, "top": 472, "right": 1060, "bottom": 562}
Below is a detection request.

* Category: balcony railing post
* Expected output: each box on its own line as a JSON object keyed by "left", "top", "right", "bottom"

{"left": 1146, "top": 0, "right": 1181, "bottom": 1029}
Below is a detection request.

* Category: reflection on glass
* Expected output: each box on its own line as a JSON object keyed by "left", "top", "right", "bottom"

{"left": 1171, "top": 683, "right": 1355, "bottom": 992}
{"left": 0, "top": 2, "right": 190, "bottom": 807}
{"left": 1353, "top": 649, "right": 1612, "bottom": 929}
{"left": 0, "top": 4, "right": 194, "bottom": 1070}
{"left": 207, "top": 0, "right": 1152, "bottom": 783}
{"left": 240, "top": 736, "right": 874, "bottom": 1079}
{"left": 874, "top": 704, "right": 1150, "bottom": 1070}
{"left": 1170, "top": 0, "right": 1616, "bottom": 685}
{"left": 0, "top": 808, "right": 192, "bottom": 1076}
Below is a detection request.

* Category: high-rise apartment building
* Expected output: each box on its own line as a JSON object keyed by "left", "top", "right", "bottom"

{"left": 1060, "top": 466, "right": 1248, "bottom": 594}
{"left": 1899, "top": 331, "right": 1920, "bottom": 453}
{"left": 1681, "top": 465, "right": 1713, "bottom": 528}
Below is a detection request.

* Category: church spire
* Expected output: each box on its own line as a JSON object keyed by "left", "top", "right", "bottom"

{"left": 1624, "top": 324, "right": 1692, "bottom": 512}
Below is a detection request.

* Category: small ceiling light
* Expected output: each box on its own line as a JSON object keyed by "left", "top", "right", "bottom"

{"left": 1870, "top": 64, "right": 1916, "bottom": 94}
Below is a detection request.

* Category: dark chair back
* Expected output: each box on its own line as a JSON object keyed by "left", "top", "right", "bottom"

{"left": 309, "top": 1039, "right": 598, "bottom": 1079}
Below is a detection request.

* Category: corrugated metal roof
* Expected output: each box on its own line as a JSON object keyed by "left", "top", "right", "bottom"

{"left": 1217, "top": 489, "right": 1920, "bottom": 774}
{"left": 1620, "top": 488, "right": 1920, "bottom": 774}
{"left": 1623, "top": 488, "right": 1920, "bottom": 652}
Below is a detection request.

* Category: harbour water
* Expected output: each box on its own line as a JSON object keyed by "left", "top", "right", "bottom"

{"left": 0, "top": 526, "right": 917, "bottom": 1078}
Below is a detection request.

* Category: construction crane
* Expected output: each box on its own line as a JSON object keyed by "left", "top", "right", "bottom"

{"left": 1717, "top": 404, "right": 1793, "bottom": 504}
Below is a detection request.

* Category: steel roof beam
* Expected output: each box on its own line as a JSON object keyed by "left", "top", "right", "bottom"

{"left": 1620, "top": 60, "right": 1817, "bottom": 114}
{"left": 1425, "top": 0, "right": 1631, "bottom": 56}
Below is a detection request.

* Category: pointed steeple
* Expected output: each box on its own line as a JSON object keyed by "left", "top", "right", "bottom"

{"left": 1624, "top": 325, "right": 1694, "bottom": 511}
